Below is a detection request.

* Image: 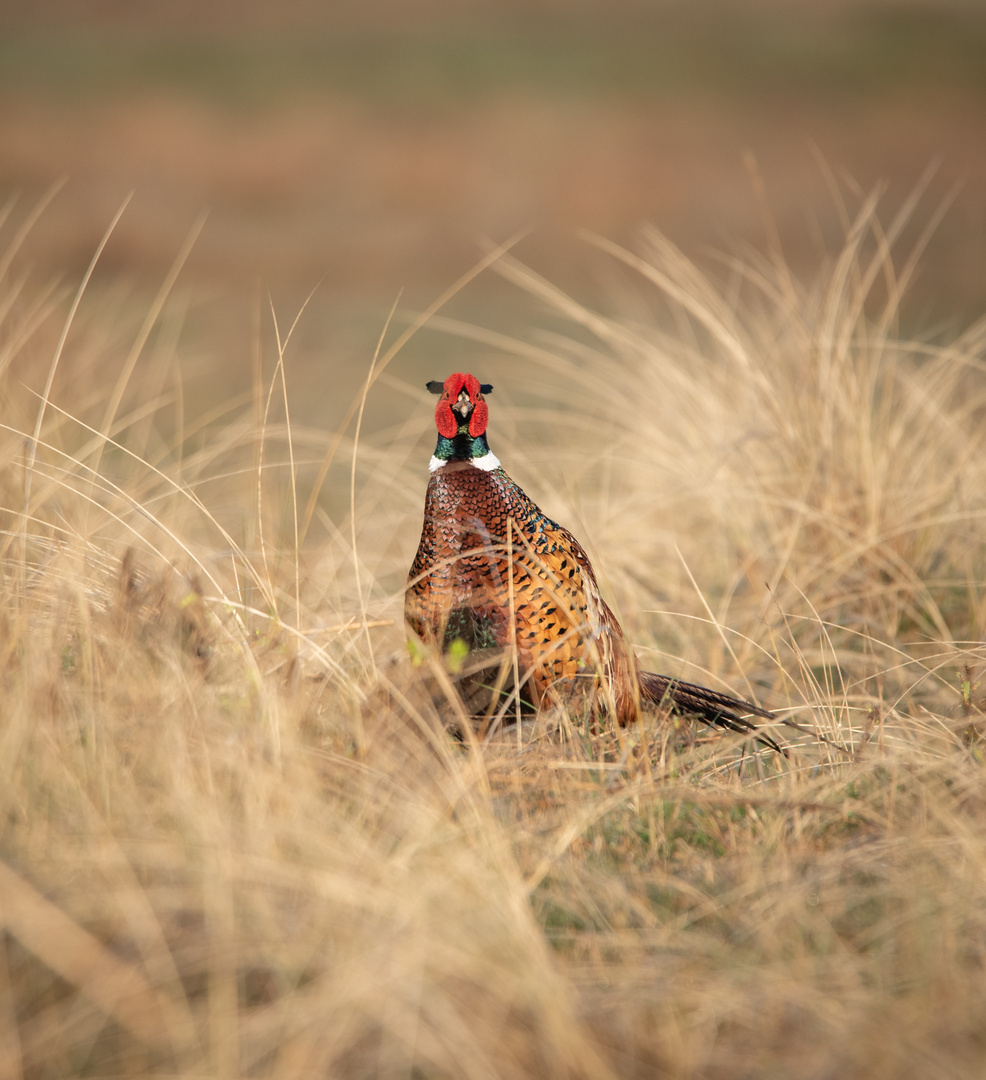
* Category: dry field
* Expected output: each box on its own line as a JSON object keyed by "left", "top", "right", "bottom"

{"left": 3, "top": 3, "right": 986, "bottom": 1076}
{"left": 1, "top": 181, "right": 985, "bottom": 1078}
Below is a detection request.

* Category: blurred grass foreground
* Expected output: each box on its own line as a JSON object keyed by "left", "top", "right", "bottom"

{"left": 1, "top": 186, "right": 986, "bottom": 1078}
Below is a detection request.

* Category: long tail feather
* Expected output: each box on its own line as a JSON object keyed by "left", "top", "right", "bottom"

{"left": 640, "top": 670, "right": 782, "bottom": 754}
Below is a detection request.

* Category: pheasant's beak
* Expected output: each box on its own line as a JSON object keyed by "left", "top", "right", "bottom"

{"left": 451, "top": 389, "right": 474, "bottom": 419}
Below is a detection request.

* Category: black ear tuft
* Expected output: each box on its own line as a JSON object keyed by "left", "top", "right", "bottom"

{"left": 426, "top": 380, "right": 445, "bottom": 394}
{"left": 480, "top": 383, "right": 493, "bottom": 394}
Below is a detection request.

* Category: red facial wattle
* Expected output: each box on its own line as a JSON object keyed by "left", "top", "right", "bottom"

{"left": 435, "top": 372, "right": 488, "bottom": 438}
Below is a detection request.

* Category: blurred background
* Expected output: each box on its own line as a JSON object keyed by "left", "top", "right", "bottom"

{"left": 2, "top": 0, "right": 985, "bottom": 426}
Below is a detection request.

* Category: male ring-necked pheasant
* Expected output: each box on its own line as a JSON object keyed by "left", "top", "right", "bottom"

{"left": 406, "top": 372, "right": 777, "bottom": 746}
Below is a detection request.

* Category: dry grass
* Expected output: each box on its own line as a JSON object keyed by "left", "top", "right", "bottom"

{"left": 1, "top": 188, "right": 986, "bottom": 1079}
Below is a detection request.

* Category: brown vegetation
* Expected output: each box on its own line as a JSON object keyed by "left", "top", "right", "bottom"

{"left": 1, "top": 182, "right": 985, "bottom": 1076}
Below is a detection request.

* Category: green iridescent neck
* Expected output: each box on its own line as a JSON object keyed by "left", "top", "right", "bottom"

{"left": 429, "top": 422, "right": 500, "bottom": 474}
{"left": 433, "top": 430, "right": 491, "bottom": 462}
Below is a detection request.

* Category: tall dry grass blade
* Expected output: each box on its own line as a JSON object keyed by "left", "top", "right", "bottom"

{"left": 0, "top": 178, "right": 66, "bottom": 285}
{"left": 25, "top": 193, "right": 133, "bottom": 497}
{"left": 0, "top": 274, "right": 66, "bottom": 384}
{"left": 261, "top": 282, "right": 322, "bottom": 621}
{"left": 0, "top": 918, "right": 23, "bottom": 1080}
{"left": 742, "top": 149, "right": 799, "bottom": 311}
{"left": 91, "top": 212, "right": 208, "bottom": 483}
{"left": 0, "top": 861, "right": 180, "bottom": 1055}
{"left": 349, "top": 292, "right": 401, "bottom": 671}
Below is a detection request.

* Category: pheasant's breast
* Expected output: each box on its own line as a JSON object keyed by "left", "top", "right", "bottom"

{"left": 406, "top": 464, "right": 598, "bottom": 688}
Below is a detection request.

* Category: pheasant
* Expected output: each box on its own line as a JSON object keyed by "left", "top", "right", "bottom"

{"left": 405, "top": 372, "right": 778, "bottom": 747}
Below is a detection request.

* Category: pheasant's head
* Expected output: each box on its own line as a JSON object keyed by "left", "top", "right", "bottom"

{"left": 425, "top": 373, "right": 500, "bottom": 473}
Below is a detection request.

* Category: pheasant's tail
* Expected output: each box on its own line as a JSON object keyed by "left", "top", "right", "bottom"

{"left": 640, "top": 670, "right": 783, "bottom": 754}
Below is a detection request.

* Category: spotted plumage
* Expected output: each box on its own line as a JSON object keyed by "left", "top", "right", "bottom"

{"left": 406, "top": 372, "right": 778, "bottom": 747}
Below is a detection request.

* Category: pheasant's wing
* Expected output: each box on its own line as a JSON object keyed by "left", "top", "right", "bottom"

{"left": 504, "top": 522, "right": 638, "bottom": 722}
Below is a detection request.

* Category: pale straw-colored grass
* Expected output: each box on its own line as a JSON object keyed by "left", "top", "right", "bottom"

{"left": 1, "top": 186, "right": 985, "bottom": 1078}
